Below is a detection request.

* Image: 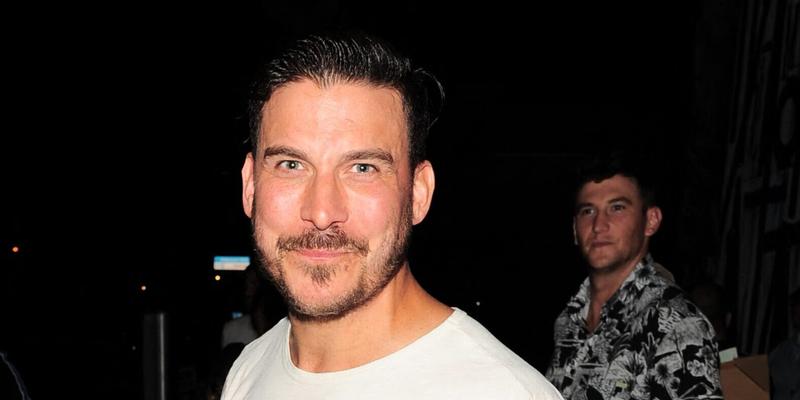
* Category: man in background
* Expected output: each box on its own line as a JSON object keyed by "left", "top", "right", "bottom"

{"left": 546, "top": 154, "right": 722, "bottom": 399}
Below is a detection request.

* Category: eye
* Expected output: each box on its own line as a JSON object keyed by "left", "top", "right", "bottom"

{"left": 277, "top": 160, "right": 303, "bottom": 170}
{"left": 352, "top": 163, "right": 377, "bottom": 174}
{"left": 610, "top": 203, "right": 626, "bottom": 212}
{"left": 577, "top": 207, "right": 595, "bottom": 217}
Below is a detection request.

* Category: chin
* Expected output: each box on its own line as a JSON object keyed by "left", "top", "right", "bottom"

{"left": 287, "top": 291, "right": 347, "bottom": 318}
{"left": 288, "top": 279, "right": 350, "bottom": 305}
{"left": 587, "top": 257, "right": 620, "bottom": 272}
{"left": 286, "top": 277, "right": 372, "bottom": 321}
{"left": 289, "top": 294, "right": 367, "bottom": 322}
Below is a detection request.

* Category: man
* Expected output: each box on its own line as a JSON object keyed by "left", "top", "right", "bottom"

{"left": 545, "top": 155, "right": 722, "bottom": 400}
{"left": 221, "top": 33, "right": 562, "bottom": 399}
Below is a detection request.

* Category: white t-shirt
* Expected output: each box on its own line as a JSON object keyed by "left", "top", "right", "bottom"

{"left": 221, "top": 308, "right": 563, "bottom": 400}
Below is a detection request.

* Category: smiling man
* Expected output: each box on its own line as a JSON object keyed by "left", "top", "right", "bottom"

{"left": 545, "top": 154, "right": 722, "bottom": 400}
{"left": 220, "top": 33, "right": 562, "bottom": 400}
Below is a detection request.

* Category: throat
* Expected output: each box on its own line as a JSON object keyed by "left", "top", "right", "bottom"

{"left": 585, "top": 301, "right": 603, "bottom": 333}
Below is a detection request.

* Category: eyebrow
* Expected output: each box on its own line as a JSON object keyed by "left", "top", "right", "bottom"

{"left": 261, "top": 145, "right": 308, "bottom": 161}
{"left": 574, "top": 197, "right": 633, "bottom": 213}
{"left": 341, "top": 149, "right": 395, "bottom": 165}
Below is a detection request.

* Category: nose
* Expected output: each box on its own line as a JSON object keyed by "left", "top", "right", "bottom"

{"left": 591, "top": 211, "right": 609, "bottom": 234}
{"left": 300, "top": 172, "right": 348, "bottom": 230}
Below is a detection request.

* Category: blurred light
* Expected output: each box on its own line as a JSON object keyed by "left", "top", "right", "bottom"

{"left": 11, "top": 245, "right": 19, "bottom": 253}
{"left": 214, "top": 274, "right": 221, "bottom": 282}
{"left": 140, "top": 285, "right": 147, "bottom": 292}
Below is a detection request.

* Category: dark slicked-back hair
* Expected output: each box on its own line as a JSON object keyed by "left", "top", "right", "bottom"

{"left": 248, "top": 32, "right": 444, "bottom": 169}
{"left": 574, "top": 151, "right": 658, "bottom": 213}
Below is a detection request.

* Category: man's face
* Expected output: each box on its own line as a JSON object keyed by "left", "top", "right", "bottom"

{"left": 573, "top": 174, "right": 661, "bottom": 274}
{"left": 242, "top": 79, "right": 434, "bottom": 320}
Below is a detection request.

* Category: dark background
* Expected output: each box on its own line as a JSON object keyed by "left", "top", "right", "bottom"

{"left": 2, "top": 1, "right": 754, "bottom": 398}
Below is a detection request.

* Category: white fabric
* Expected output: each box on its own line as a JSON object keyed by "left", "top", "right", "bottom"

{"left": 222, "top": 308, "right": 563, "bottom": 400}
{"left": 221, "top": 315, "right": 259, "bottom": 348}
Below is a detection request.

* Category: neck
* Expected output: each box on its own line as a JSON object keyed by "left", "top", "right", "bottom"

{"left": 287, "top": 264, "right": 452, "bottom": 372}
{"left": 585, "top": 254, "right": 646, "bottom": 331}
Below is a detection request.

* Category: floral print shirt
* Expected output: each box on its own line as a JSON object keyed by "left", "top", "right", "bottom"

{"left": 545, "top": 256, "right": 722, "bottom": 400}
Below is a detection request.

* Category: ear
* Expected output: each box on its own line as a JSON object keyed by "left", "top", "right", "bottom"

{"left": 242, "top": 153, "right": 256, "bottom": 218}
{"left": 411, "top": 161, "right": 435, "bottom": 225}
{"left": 644, "top": 206, "right": 662, "bottom": 237}
{"left": 572, "top": 218, "right": 578, "bottom": 245}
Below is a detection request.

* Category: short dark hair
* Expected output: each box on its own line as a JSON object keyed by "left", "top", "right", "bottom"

{"left": 574, "top": 151, "right": 657, "bottom": 212}
{"left": 248, "top": 32, "right": 444, "bottom": 169}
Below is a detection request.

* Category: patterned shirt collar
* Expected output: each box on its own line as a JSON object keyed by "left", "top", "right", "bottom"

{"left": 566, "top": 254, "right": 656, "bottom": 327}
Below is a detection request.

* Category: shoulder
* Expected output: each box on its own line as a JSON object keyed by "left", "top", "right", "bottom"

{"left": 234, "top": 317, "right": 287, "bottom": 365}
{"left": 655, "top": 285, "right": 712, "bottom": 329}
{"left": 222, "top": 318, "right": 289, "bottom": 397}
{"left": 631, "top": 269, "right": 703, "bottom": 324}
{"left": 649, "top": 288, "right": 717, "bottom": 353}
{"left": 622, "top": 272, "right": 716, "bottom": 348}
{"left": 437, "top": 310, "right": 564, "bottom": 399}
{"left": 242, "top": 316, "right": 286, "bottom": 349}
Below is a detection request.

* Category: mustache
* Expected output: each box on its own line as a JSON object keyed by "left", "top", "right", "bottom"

{"left": 276, "top": 228, "right": 369, "bottom": 256}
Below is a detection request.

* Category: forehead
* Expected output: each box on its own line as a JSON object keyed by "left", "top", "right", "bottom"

{"left": 259, "top": 79, "right": 408, "bottom": 148}
{"left": 577, "top": 174, "right": 642, "bottom": 204}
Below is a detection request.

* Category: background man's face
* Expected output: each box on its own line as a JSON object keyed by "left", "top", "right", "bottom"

{"left": 242, "top": 79, "right": 420, "bottom": 320}
{"left": 574, "top": 174, "right": 659, "bottom": 274}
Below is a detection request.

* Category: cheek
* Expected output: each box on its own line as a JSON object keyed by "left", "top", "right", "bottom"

{"left": 622, "top": 216, "right": 646, "bottom": 236}
{"left": 617, "top": 218, "right": 646, "bottom": 248}
{"left": 255, "top": 184, "right": 302, "bottom": 229}
{"left": 349, "top": 189, "right": 402, "bottom": 235}
{"left": 576, "top": 221, "right": 592, "bottom": 239}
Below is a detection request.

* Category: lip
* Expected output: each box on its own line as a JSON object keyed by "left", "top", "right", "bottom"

{"left": 293, "top": 249, "right": 351, "bottom": 261}
{"left": 590, "top": 241, "right": 613, "bottom": 249}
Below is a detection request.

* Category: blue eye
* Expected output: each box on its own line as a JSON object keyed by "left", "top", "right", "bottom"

{"left": 353, "top": 164, "right": 376, "bottom": 173}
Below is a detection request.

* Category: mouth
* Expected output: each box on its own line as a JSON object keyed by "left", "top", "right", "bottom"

{"left": 292, "top": 248, "right": 355, "bottom": 262}
{"left": 589, "top": 241, "right": 613, "bottom": 249}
